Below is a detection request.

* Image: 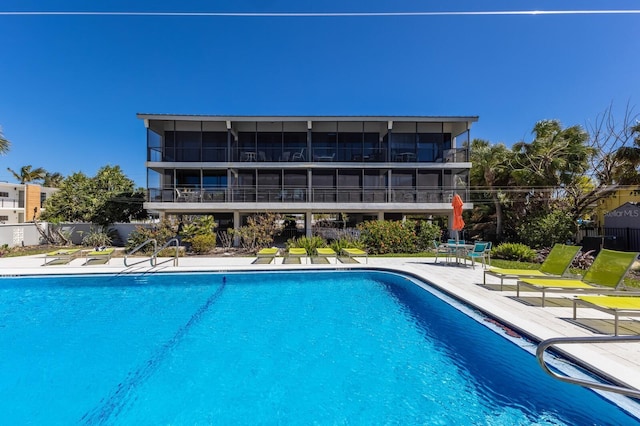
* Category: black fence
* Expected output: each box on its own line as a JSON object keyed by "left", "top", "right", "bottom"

{"left": 580, "top": 227, "right": 640, "bottom": 253}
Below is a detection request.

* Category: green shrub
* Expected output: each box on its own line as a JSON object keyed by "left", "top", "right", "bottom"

{"left": 181, "top": 215, "right": 217, "bottom": 240}
{"left": 329, "top": 235, "right": 364, "bottom": 253}
{"left": 126, "top": 220, "right": 175, "bottom": 253}
{"left": 229, "top": 213, "right": 283, "bottom": 252}
{"left": 286, "top": 235, "right": 326, "bottom": 255}
{"left": 492, "top": 243, "right": 537, "bottom": 262}
{"left": 417, "top": 221, "right": 442, "bottom": 251}
{"left": 188, "top": 234, "right": 218, "bottom": 254}
{"left": 81, "top": 227, "right": 113, "bottom": 247}
{"left": 0, "top": 244, "right": 15, "bottom": 257}
{"left": 357, "top": 220, "right": 418, "bottom": 254}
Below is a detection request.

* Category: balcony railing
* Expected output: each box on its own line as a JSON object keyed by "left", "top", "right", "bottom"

{"left": 147, "top": 146, "right": 469, "bottom": 164}
{"left": 0, "top": 198, "right": 22, "bottom": 208}
{"left": 147, "top": 187, "right": 465, "bottom": 204}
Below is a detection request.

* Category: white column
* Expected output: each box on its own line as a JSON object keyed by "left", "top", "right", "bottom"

{"left": 233, "top": 211, "right": 241, "bottom": 246}
{"left": 306, "top": 211, "right": 312, "bottom": 238}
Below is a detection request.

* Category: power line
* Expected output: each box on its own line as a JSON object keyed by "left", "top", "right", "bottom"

{"left": 1, "top": 10, "right": 640, "bottom": 17}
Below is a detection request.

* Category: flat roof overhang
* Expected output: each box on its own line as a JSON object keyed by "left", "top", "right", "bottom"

{"left": 137, "top": 113, "right": 478, "bottom": 124}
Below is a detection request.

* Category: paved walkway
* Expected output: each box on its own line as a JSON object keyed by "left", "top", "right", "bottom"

{"left": 1, "top": 253, "right": 639, "bottom": 397}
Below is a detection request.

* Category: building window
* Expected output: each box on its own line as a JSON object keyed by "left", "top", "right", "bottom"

{"left": 0, "top": 215, "right": 8, "bottom": 221}
{"left": 0, "top": 192, "right": 8, "bottom": 197}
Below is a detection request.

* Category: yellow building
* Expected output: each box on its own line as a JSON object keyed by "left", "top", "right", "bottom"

{"left": 594, "top": 187, "right": 640, "bottom": 227}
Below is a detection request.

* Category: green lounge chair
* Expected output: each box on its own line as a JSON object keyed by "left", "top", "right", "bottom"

{"left": 315, "top": 247, "right": 337, "bottom": 263}
{"left": 255, "top": 247, "right": 279, "bottom": 264}
{"left": 43, "top": 248, "right": 81, "bottom": 266}
{"left": 517, "top": 249, "right": 639, "bottom": 307}
{"left": 572, "top": 294, "right": 640, "bottom": 336}
{"left": 341, "top": 248, "right": 368, "bottom": 264}
{"left": 84, "top": 247, "right": 115, "bottom": 265}
{"left": 484, "top": 244, "right": 581, "bottom": 290}
{"left": 286, "top": 248, "right": 307, "bottom": 264}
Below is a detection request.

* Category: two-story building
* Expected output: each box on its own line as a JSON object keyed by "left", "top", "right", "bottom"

{"left": 0, "top": 182, "right": 57, "bottom": 224}
{"left": 139, "top": 114, "right": 477, "bottom": 236}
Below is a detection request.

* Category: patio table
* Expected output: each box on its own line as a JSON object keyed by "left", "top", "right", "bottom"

{"left": 444, "top": 243, "right": 475, "bottom": 265}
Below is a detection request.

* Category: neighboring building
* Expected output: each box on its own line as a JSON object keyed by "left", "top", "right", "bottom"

{"left": 138, "top": 114, "right": 477, "bottom": 236}
{"left": 594, "top": 187, "right": 640, "bottom": 228}
{"left": 0, "top": 182, "right": 57, "bottom": 224}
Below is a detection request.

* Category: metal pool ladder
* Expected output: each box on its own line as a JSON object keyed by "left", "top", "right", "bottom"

{"left": 536, "top": 335, "right": 640, "bottom": 398}
{"left": 124, "top": 238, "right": 180, "bottom": 267}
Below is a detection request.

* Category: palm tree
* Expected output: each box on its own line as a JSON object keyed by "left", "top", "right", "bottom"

{"left": 6, "top": 165, "right": 46, "bottom": 184}
{"left": 470, "top": 139, "right": 512, "bottom": 240}
{"left": 43, "top": 171, "right": 64, "bottom": 188}
{"left": 612, "top": 123, "right": 640, "bottom": 185}
{"left": 0, "top": 126, "right": 10, "bottom": 156}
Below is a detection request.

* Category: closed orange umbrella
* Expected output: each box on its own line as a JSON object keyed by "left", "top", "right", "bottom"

{"left": 451, "top": 193, "right": 465, "bottom": 231}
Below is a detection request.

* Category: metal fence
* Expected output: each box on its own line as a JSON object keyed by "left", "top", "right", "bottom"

{"left": 577, "top": 227, "right": 640, "bottom": 253}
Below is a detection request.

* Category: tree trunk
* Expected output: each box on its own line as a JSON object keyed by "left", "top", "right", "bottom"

{"left": 492, "top": 191, "right": 504, "bottom": 240}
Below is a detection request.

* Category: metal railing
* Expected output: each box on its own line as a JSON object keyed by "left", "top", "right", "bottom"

{"left": 536, "top": 335, "right": 640, "bottom": 398}
{"left": 147, "top": 186, "right": 467, "bottom": 204}
{"left": 151, "top": 238, "right": 180, "bottom": 267}
{"left": 124, "top": 238, "right": 157, "bottom": 267}
{"left": 124, "top": 238, "right": 180, "bottom": 267}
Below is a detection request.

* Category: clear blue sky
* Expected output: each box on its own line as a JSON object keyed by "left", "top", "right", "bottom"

{"left": 1, "top": 1, "right": 639, "bottom": 187}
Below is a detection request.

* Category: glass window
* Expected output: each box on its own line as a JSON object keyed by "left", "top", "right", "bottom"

{"left": 312, "top": 132, "right": 337, "bottom": 160}
{"left": 175, "top": 131, "right": 201, "bottom": 162}
{"left": 337, "top": 132, "right": 362, "bottom": 162}
{"left": 364, "top": 170, "right": 387, "bottom": 188}
{"left": 337, "top": 170, "right": 361, "bottom": 187}
{"left": 164, "top": 131, "right": 176, "bottom": 161}
{"left": 390, "top": 133, "right": 416, "bottom": 161}
{"left": 257, "top": 170, "right": 281, "bottom": 187}
{"left": 391, "top": 170, "right": 415, "bottom": 188}
{"left": 257, "top": 132, "right": 282, "bottom": 162}
{"left": 363, "top": 133, "right": 385, "bottom": 161}
{"left": 312, "top": 170, "right": 335, "bottom": 187}
{"left": 284, "top": 171, "right": 306, "bottom": 187}
{"left": 203, "top": 170, "right": 227, "bottom": 188}
{"left": 203, "top": 132, "right": 227, "bottom": 162}
{"left": 176, "top": 170, "right": 200, "bottom": 188}
{"left": 147, "top": 129, "right": 163, "bottom": 161}
{"left": 417, "top": 171, "right": 440, "bottom": 188}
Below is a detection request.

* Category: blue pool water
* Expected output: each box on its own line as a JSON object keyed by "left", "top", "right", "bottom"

{"left": 0, "top": 270, "right": 638, "bottom": 425}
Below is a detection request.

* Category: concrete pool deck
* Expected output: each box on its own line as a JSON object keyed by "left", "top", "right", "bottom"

{"left": 1, "top": 253, "right": 639, "bottom": 397}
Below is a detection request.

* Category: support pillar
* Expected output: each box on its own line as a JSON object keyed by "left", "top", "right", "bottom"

{"left": 233, "top": 211, "right": 241, "bottom": 247}
{"left": 306, "top": 211, "right": 312, "bottom": 238}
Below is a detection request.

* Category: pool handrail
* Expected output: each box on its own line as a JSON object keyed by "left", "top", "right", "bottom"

{"left": 151, "top": 238, "right": 180, "bottom": 267}
{"left": 124, "top": 238, "right": 157, "bottom": 267}
{"left": 536, "top": 335, "right": 640, "bottom": 399}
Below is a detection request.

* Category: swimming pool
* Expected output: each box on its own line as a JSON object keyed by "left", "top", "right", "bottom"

{"left": 0, "top": 270, "right": 638, "bottom": 424}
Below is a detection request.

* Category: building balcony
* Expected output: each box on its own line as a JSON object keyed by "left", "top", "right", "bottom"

{"left": 147, "top": 147, "right": 469, "bottom": 164}
{"left": 147, "top": 187, "right": 467, "bottom": 205}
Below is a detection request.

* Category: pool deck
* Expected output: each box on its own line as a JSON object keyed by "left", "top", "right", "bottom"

{"left": 2, "top": 253, "right": 640, "bottom": 396}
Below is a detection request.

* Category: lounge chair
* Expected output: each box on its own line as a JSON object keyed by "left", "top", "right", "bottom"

{"left": 341, "top": 248, "right": 368, "bottom": 264}
{"left": 484, "top": 244, "right": 581, "bottom": 290}
{"left": 314, "top": 247, "right": 337, "bottom": 263}
{"left": 517, "top": 249, "right": 639, "bottom": 307}
{"left": 572, "top": 294, "right": 640, "bottom": 335}
{"left": 84, "top": 247, "right": 115, "bottom": 265}
{"left": 286, "top": 248, "right": 307, "bottom": 264}
{"left": 465, "top": 242, "right": 488, "bottom": 269}
{"left": 255, "top": 247, "right": 279, "bottom": 264}
{"left": 44, "top": 248, "right": 81, "bottom": 266}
